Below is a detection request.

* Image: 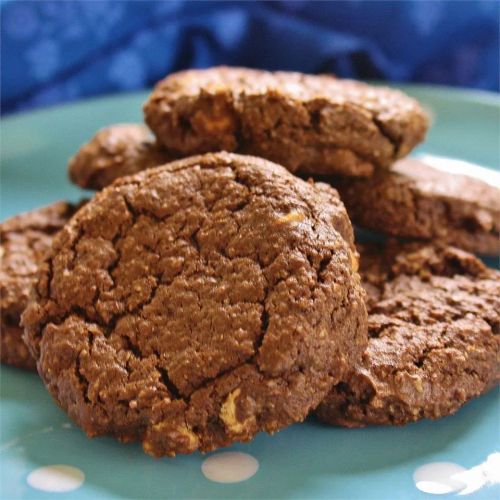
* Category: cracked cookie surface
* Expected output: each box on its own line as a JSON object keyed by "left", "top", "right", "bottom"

{"left": 1, "top": 201, "right": 81, "bottom": 370}
{"left": 68, "top": 124, "right": 173, "bottom": 190}
{"left": 328, "top": 158, "right": 500, "bottom": 255}
{"left": 22, "top": 152, "right": 367, "bottom": 456}
{"left": 144, "top": 67, "right": 428, "bottom": 177}
{"left": 316, "top": 241, "right": 500, "bottom": 427}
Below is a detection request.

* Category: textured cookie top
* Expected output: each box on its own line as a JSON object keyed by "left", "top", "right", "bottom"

{"left": 144, "top": 67, "right": 428, "bottom": 176}
{"left": 23, "top": 152, "right": 367, "bottom": 456}
{"left": 332, "top": 158, "right": 500, "bottom": 255}
{"left": 68, "top": 124, "right": 172, "bottom": 190}
{"left": 359, "top": 242, "right": 499, "bottom": 326}
{"left": 316, "top": 241, "right": 500, "bottom": 427}
{"left": 1, "top": 201, "right": 80, "bottom": 369}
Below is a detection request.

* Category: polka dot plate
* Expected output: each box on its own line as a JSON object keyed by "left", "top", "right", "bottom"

{"left": 1, "top": 86, "right": 499, "bottom": 499}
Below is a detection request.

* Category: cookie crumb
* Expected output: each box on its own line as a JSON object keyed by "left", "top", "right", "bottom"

{"left": 277, "top": 211, "right": 305, "bottom": 224}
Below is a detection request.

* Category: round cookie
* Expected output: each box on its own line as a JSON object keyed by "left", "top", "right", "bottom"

{"left": 144, "top": 66, "right": 428, "bottom": 177}
{"left": 316, "top": 241, "right": 500, "bottom": 427}
{"left": 22, "top": 152, "right": 367, "bottom": 457}
{"left": 329, "top": 158, "right": 500, "bottom": 256}
{"left": 68, "top": 124, "right": 172, "bottom": 190}
{"left": 1, "top": 201, "right": 81, "bottom": 370}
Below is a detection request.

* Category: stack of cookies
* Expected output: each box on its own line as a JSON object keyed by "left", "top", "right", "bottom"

{"left": 1, "top": 67, "right": 499, "bottom": 457}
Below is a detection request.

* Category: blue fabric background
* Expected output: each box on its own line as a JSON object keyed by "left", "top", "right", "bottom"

{"left": 1, "top": 0, "right": 498, "bottom": 115}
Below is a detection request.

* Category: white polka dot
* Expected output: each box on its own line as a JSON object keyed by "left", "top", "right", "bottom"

{"left": 202, "top": 452, "right": 259, "bottom": 483}
{"left": 453, "top": 452, "right": 500, "bottom": 496}
{"left": 27, "top": 465, "right": 85, "bottom": 493}
{"left": 413, "top": 462, "right": 467, "bottom": 495}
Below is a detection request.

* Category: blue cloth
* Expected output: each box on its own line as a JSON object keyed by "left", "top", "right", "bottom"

{"left": 1, "top": 1, "right": 498, "bottom": 114}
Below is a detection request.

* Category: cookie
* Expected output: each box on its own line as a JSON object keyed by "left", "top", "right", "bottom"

{"left": 1, "top": 201, "right": 81, "bottom": 370}
{"left": 328, "top": 158, "right": 500, "bottom": 255}
{"left": 316, "top": 241, "right": 500, "bottom": 427}
{"left": 68, "top": 124, "right": 172, "bottom": 190}
{"left": 144, "top": 67, "right": 428, "bottom": 177}
{"left": 22, "top": 152, "right": 367, "bottom": 457}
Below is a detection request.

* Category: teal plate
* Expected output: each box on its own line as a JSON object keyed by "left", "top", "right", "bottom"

{"left": 1, "top": 86, "right": 499, "bottom": 499}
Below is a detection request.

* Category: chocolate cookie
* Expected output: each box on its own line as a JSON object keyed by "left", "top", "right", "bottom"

{"left": 316, "top": 241, "right": 500, "bottom": 427}
{"left": 144, "top": 67, "right": 428, "bottom": 177}
{"left": 329, "top": 158, "right": 500, "bottom": 255}
{"left": 22, "top": 152, "right": 367, "bottom": 456}
{"left": 1, "top": 201, "right": 80, "bottom": 370}
{"left": 68, "top": 124, "right": 172, "bottom": 190}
